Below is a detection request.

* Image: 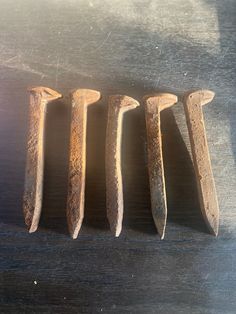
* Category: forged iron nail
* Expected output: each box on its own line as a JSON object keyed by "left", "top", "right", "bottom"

{"left": 106, "top": 95, "right": 139, "bottom": 237}
{"left": 67, "top": 89, "right": 101, "bottom": 239}
{"left": 23, "top": 87, "right": 62, "bottom": 233}
{"left": 144, "top": 93, "right": 178, "bottom": 239}
{"left": 183, "top": 89, "right": 219, "bottom": 236}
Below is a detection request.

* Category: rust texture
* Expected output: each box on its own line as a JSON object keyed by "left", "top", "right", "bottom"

{"left": 144, "top": 93, "right": 178, "bottom": 239}
{"left": 67, "top": 89, "right": 101, "bottom": 239}
{"left": 106, "top": 95, "right": 139, "bottom": 237}
{"left": 184, "top": 90, "right": 219, "bottom": 236}
{"left": 23, "top": 87, "right": 62, "bottom": 233}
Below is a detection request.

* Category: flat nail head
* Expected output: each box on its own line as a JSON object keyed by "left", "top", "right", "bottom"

{"left": 185, "top": 90, "right": 215, "bottom": 106}
{"left": 144, "top": 93, "right": 178, "bottom": 111}
{"left": 71, "top": 89, "right": 101, "bottom": 106}
{"left": 29, "top": 86, "right": 62, "bottom": 100}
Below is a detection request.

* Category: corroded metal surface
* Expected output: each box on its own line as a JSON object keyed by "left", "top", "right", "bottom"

{"left": 106, "top": 95, "right": 139, "bottom": 236}
{"left": 144, "top": 93, "right": 178, "bottom": 239}
{"left": 67, "top": 89, "right": 101, "bottom": 239}
{"left": 23, "top": 87, "right": 62, "bottom": 232}
{"left": 183, "top": 90, "right": 219, "bottom": 236}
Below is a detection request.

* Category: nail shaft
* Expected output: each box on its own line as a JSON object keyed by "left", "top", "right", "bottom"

{"left": 23, "top": 87, "right": 62, "bottom": 232}
{"left": 106, "top": 95, "right": 139, "bottom": 236}
{"left": 183, "top": 90, "right": 219, "bottom": 236}
{"left": 67, "top": 89, "right": 101, "bottom": 239}
{"left": 144, "top": 93, "right": 178, "bottom": 239}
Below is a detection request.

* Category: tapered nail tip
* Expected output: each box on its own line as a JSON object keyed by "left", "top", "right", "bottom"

{"left": 209, "top": 221, "right": 219, "bottom": 237}
{"left": 110, "top": 224, "right": 121, "bottom": 237}
{"left": 28, "top": 224, "right": 37, "bottom": 233}
{"left": 70, "top": 230, "right": 78, "bottom": 239}
{"left": 210, "top": 228, "right": 218, "bottom": 237}
{"left": 154, "top": 220, "right": 166, "bottom": 240}
{"left": 115, "top": 230, "right": 121, "bottom": 237}
{"left": 71, "top": 232, "right": 78, "bottom": 240}
{"left": 213, "top": 230, "right": 218, "bottom": 237}
{"left": 159, "top": 228, "right": 166, "bottom": 240}
{"left": 69, "top": 219, "right": 83, "bottom": 239}
{"left": 160, "top": 233, "right": 165, "bottom": 240}
{"left": 25, "top": 216, "right": 37, "bottom": 233}
{"left": 153, "top": 215, "right": 167, "bottom": 240}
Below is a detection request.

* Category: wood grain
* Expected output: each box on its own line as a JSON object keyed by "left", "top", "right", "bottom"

{"left": 0, "top": 0, "right": 236, "bottom": 313}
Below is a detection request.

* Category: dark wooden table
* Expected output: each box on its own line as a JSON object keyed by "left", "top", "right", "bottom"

{"left": 0, "top": 1, "right": 236, "bottom": 313}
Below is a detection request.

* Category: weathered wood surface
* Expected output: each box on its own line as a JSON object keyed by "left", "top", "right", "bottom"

{"left": 0, "top": 0, "right": 236, "bottom": 313}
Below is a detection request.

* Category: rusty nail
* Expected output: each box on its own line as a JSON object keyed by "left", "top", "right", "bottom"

{"left": 23, "top": 87, "right": 62, "bottom": 233}
{"left": 106, "top": 95, "right": 140, "bottom": 237}
{"left": 183, "top": 89, "right": 219, "bottom": 236}
{"left": 67, "top": 89, "right": 101, "bottom": 239}
{"left": 144, "top": 93, "right": 178, "bottom": 239}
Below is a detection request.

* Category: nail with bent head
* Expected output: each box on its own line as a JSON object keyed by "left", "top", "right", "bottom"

{"left": 144, "top": 93, "right": 178, "bottom": 239}
{"left": 183, "top": 89, "right": 219, "bottom": 236}
{"left": 23, "top": 87, "right": 62, "bottom": 233}
{"left": 106, "top": 95, "right": 140, "bottom": 237}
{"left": 67, "top": 89, "right": 101, "bottom": 239}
